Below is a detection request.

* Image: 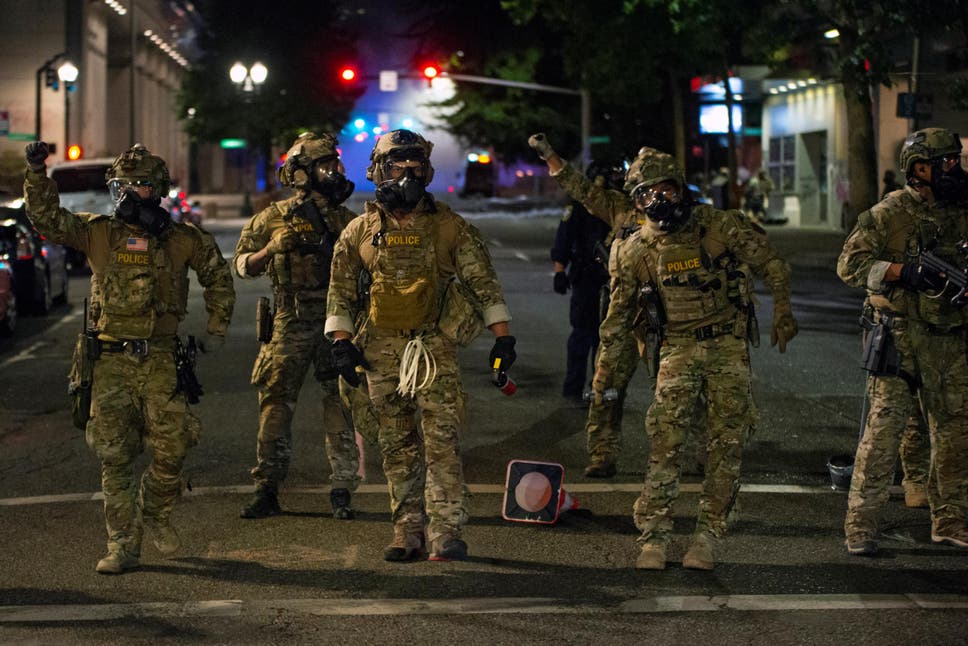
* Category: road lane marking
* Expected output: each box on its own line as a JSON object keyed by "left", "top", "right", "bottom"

{"left": 0, "top": 310, "right": 80, "bottom": 367}
{"left": 2, "top": 594, "right": 967, "bottom": 621}
{"left": 0, "top": 482, "right": 892, "bottom": 507}
{"left": 513, "top": 251, "right": 531, "bottom": 262}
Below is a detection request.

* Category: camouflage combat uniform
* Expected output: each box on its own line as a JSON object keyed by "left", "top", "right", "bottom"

{"left": 235, "top": 194, "right": 368, "bottom": 494}
{"left": 326, "top": 196, "right": 511, "bottom": 545}
{"left": 552, "top": 162, "right": 647, "bottom": 470}
{"left": 838, "top": 185, "right": 968, "bottom": 543}
{"left": 24, "top": 168, "right": 235, "bottom": 562}
{"left": 600, "top": 205, "right": 792, "bottom": 549}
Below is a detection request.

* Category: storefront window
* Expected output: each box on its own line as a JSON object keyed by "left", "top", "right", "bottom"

{"left": 768, "top": 135, "right": 796, "bottom": 193}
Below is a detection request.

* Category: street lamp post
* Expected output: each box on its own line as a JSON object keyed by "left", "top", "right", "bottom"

{"left": 34, "top": 53, "right": 79, "bottom": 141}
{"left": 228, "top": 61, "right": 268, "bottom": 208}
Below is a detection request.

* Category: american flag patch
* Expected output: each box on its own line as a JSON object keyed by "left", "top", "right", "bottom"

{"left": 127, "top": 237, "right": 148, "bottom": 251}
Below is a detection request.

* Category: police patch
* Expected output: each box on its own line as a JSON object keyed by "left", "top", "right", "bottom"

{"left": 385, "top": 233, "right": 422, "bottom": 246}
{"left": 116, "top": 251, "right": 149, "bottom": 265}
{"left": 666, "top": 257, "right": 702, "bottom": 273}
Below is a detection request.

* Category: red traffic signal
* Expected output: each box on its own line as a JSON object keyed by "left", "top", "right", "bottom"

{"left": 66, "top": 144, "right": 82, "bottom": 161}
{"left": 422, "top": 64, "right": 439, "bottom": 80}
{"left": 340, "top": 67, "right": 357, "bottom": 82}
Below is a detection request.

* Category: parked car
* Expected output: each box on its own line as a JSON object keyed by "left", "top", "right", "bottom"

{"left": 0, "top": 256, "right": 16, "bottom": 337}
{"left": 48, "top": 157, "right": 116, "bottom": 274}
{"left": 0, "top": 205, "right": 68, "bottom": 315}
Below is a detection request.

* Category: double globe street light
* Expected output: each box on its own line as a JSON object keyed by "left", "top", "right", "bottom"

{"left": 229, "top": 61, "right": 268, "bottom": 93}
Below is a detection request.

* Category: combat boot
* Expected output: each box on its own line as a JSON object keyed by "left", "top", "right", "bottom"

{"left": 845, "top": 537, "right": 879, "bottom": 556}
{"left": 683, "top": 533, "right": 717, "bottom": 570}
{"left": 330, "top": 488, "right": 355, "bottom": 520}
{"left": 903, "top": 483, "right": 929, "bottom": 509}
{"left": 583, "top": 458, "right": 616, "bottom": 478}
{"left": 95, "top": 547, "right": 140, "bottom": 574}
{"left": 931, "top": 525, "right": 968, "bottom": 548}
{"left": 634, "top": 543, "right": 666, "bottom": 570}
{"left": 383, "top": 523, "right": 425, "bottom": 562}
{"left": 144, "top": 518, "right": 180, "bottom": 555}
{"left": 429, "top": 535, "right": 468, "bottom": 562}
{"left": 240, "top": 485, "right": 282, "bottom": 519}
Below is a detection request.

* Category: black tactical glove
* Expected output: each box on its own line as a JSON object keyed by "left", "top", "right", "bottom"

{"left": 25, "top": 141, "right": 49, "bottom": 172}
{"left": 553, "top": 271, "right": 570, "bottom": 294}
{"left": 527, "top": 133, "right": 556, "bottom": 161}
{"left": 898, "top": 262, "right": 945, "bottom": 292}
{"left": 488, "top": 335, "right": 517, "bottom": 373}
{"left": 332, "top": 339, "right": 372, "bottom": 388}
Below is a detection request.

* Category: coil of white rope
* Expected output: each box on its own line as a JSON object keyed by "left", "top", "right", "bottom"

{"left": 397, "top": 335, "right": 437, "bottom": 397}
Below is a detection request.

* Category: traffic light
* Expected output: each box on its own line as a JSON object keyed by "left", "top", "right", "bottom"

{"left": 421, "top": 64, "right": 439, "bottom": 87}
{"left": 66, "top": 145, "right": 82, "bottom": 161}
{"left": 340, "top": 67, "right": 357, "bottom": 82}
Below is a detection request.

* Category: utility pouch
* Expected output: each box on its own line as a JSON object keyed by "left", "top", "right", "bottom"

{"left": 438, "top": 278, "right": 485, "bottom": 346}
{"left": 68, "top": 332, "right": 96, "bottom": 430}
{"left": 256, "top": 296, "right": 273, "bottom": 343}
{"left": 861, "top": 320, "right": 900, "bottom": 375}
{"left": 369, "top": 277, "right": 434, "bottom": 330}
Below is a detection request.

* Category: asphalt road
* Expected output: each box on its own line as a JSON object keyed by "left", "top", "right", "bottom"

{"left": 0, "top": 211, "right": 966, "bottom": 645}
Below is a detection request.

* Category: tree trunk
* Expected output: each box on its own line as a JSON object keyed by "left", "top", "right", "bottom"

{"left": 839, "top": 32, "right": 879, "bottom": 232}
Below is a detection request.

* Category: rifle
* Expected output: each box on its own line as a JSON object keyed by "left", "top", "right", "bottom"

{"left": 174, "top": 335, "right": 204, "bottom": 404}
{"left": 920, "top": 245, "right": 968, "bottom": 306}
{"left": 634, "top": 282, "right": 665, "bottom": 378}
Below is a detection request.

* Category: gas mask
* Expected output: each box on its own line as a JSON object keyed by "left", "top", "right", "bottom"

{"left": 375, "top": 161, "right": 428, "bottom": 212}
{"left": 114, "top": 189, "right": 171, "bottom": 238}
{"left": 930, "top": 156, "right": 968, "bottom": 205}
{"left": 310, "top": 157, "right": 354, "bottom": 205}
{"left": 632, "top": 182, "right": 691, "bottom": 231}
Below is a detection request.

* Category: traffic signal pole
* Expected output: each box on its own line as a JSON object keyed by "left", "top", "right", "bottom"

{"left": 441, "top": 73, "right": 591, "bottom": 167}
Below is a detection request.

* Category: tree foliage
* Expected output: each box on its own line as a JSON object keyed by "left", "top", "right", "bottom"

{"left": 177, "top": 0, "right": 363, "bottom": 152}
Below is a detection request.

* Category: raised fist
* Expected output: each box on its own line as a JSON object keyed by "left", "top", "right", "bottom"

{"left": 527, "top": 133, "right": 556, "bottom": 161}
{"left": 25, "top": 141, "right": 49, "bottom": 172}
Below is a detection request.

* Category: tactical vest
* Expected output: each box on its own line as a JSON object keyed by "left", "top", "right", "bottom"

{"left": 870, "top": 193, "right": 968, "bottom": 328}
{"left": 268, "top": 199, "right": 336, "bottom": 293}
{"left": 642, "top": 220, "right": 735, "bottom": 327}
{"left": 357, "top": 204, "right": 467, "bottom": 332}
{"left": 98, "top": 227, "right": 186, "bottom": 339}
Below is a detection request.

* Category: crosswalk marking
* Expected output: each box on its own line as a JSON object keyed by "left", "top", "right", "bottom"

{"left": 2, "top": 594, "right": 967, "bottom": 622}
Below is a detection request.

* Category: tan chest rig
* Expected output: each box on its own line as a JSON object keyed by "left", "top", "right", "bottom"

{"left": 98, "top": 230, "right": 185, "bottom": 338}
{"left": 269, "top": 200, "right": 336, "bottom": 294}
{"left": 645, "top": 222, "right": 732, "bottom": 325}
{"left": 360, "top": 213, "right": 441, "bottom": 331}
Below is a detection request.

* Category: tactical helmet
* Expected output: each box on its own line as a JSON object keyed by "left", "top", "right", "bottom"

{"left": 623, "top": 146, "right": 685, "bottom": 194}
{"left": 277, "top": 132, "right": 341, "bottom": 190}
{"left": 105, "top": 144, "right": 170, "bottom": 200}
{"left": 366, "top": 129, "right": 435, "bottom": 185}
{"left": 899, "top": 128, "right": 963, "bottom": 176}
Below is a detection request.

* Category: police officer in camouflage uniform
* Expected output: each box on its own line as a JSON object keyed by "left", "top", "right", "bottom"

{"left": 23, "top": 142, "right": 235, "bottom": 574}
{"left": 838, "top": 127, "right": 968, "bottom": 555}
{"left": 586, "top": 144, "right": 796, "bottom": 570}
{"left": 234, "top": 132, "right": 373, "bottom": 520}
{"left": 530, "top": 135, "right": 647, "bottom": 478}
{"left": 326, "top": 129, "right": 514, "bottom": 562}
{"left": 550, "top": 161, "right": 617, "bottom": 401}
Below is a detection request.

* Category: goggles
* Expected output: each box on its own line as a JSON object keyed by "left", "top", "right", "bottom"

{"left": 631, "top": 181, "right": 680, "bottom": 211}
{"left": 384, "top": 159, "right": 428, "bottom": 181}
{"left": 108, "top": 178, "right": 154, "bottom": 201}
{"left": 938, "top": 154, "right": 965, "bottom": 172}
